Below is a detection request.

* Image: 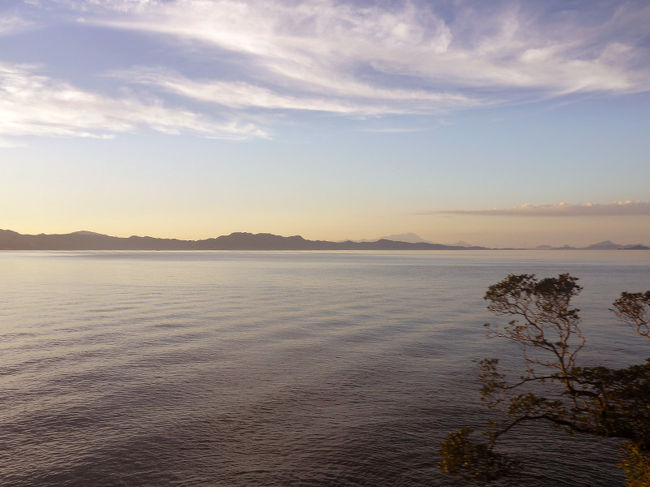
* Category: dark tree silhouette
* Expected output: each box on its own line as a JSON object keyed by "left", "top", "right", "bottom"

{"left": 438, "top": 274, "right": 650, "bottom": 486}
{"left": 613, "top": 290, "right": 650, "bottom": 340}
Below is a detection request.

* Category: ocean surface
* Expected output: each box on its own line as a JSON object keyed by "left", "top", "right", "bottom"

{"left": 1, "top": 250, "right": 648, "bottom": 486}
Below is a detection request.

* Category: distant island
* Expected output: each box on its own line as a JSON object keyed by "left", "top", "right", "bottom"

{"left": 0, "top": 230, "right": 647, "bottom": 251}
{"left": 535, "top": 240, "right": 650, "bottom": 250}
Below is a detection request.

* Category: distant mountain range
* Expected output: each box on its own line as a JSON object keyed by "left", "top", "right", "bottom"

{"left": 0, "top": 230, "right": 646, "bottom": 251}
{"left": 0, "top": 229, "right": 486, "bottom": 251}
{"left": 535, "top": 240, "right": 649, "bottom": 250}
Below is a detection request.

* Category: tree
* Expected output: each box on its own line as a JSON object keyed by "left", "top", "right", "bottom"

{"left": 438, "top": 274, "right": 650, "bottom": 486}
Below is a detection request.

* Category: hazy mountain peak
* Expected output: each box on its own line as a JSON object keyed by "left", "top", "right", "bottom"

{"left": 378, "top": 233, "right": 428, "bottom": 243}
{"left": 585, "top": 240, "right": 622, "bottom": 249}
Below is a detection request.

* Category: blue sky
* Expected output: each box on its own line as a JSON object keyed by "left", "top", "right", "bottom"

{"left": 1, "top": 0, "right": 649, "bottom": 246}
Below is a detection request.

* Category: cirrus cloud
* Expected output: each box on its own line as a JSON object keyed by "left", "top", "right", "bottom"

{"left": 77, "top": 0, "right": 650, "bottom": 103}
{"left": 4, "top": 0, "right": 650, "bottom": 144}
{"left": 0, "top": 62, "right": 267, "bottom": 143}
{"left": 0, "top": 15, "right": 35, "bottom": 37}
{"left": 107, "top": 66, "right": 479, "bottom": 116}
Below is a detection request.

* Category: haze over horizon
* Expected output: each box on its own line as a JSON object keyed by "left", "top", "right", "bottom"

{"left": 1, "top": 0, "right": 649, "bottom": 248}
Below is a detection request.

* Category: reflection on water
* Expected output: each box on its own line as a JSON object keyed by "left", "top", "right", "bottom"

{"left": 0, "top": 251, "right": 648, "bottom": 486}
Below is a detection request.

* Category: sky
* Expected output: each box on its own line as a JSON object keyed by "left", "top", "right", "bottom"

{"left": 1, "top": 0, "right": 649, "bottom": 247}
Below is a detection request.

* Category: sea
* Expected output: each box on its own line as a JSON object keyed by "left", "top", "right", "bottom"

{"left": 0, "top": 250, "right": 648, "bottom": 486}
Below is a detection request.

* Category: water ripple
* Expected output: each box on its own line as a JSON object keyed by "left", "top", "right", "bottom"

{"left": 1, "top": 250, "right": 647, "bottom": 486}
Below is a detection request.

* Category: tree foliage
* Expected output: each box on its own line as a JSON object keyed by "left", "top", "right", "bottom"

{"left": 613, "top": 290, "right": 650, "bottom": 340}
{"left": 438, "top": 274, "right": 650, "bottom": 485}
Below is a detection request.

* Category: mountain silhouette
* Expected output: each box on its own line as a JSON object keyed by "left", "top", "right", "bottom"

{"left": 0, "top": 230, "right": 486, "bottom": 251}
{"left": 1, "top": 230, "right": 646, "bottom": 251}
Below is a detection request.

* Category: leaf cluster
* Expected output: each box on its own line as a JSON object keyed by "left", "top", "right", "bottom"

{"left": 438, "top": 427, "right": 516, "bottom": 484}
{"left": 613, "top": 291, "right": 650, "bottom": 340}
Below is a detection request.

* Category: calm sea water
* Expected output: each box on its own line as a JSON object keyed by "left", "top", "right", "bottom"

{"left": 1, "top": 250, "right": 648, "bottom": 486}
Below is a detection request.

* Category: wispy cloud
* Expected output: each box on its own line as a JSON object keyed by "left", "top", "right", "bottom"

{"left": 0, "top": 15, "right": 35, "bottom": 36}
{"left": 107, "top": 66, "right": 476, "bottom": 116}
{"left": 0, "top": 62, "right": 267, "bottom": 143}
{"left": 8, "top": 0, "right": 650, "bottom": 144}
{"left": 423, "top": 201, "right": 650, "bottom": 217}
{"left": 74, "top": 0, "right": 650, "bottom": 108}
{"left": 358, "top": 126, "right": 429, "bottom": 134}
